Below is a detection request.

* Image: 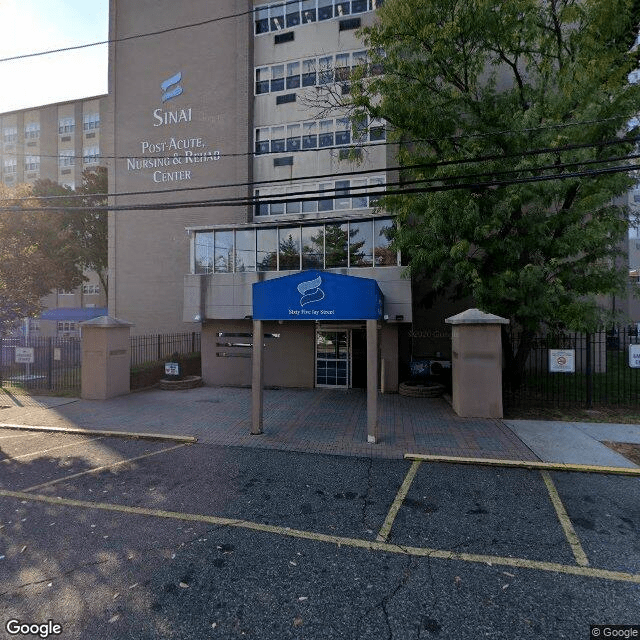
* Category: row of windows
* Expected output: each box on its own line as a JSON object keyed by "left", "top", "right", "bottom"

{"left": 255, "top": 50, "right": 381, "bottom": 95}
{"left": 2, "top": 115, "right": 100, "bottom": 141}
{"left": 254, "top": 175, "right": 385, "bottom": 216}
{"left": 58, "top": 148, "right": 101, "bottom": 166}
{"left": 255, "top": 116, "right": 385, "bottom": 154}
{"left": 24, "top": 156, "right": 40, "bottom": 171}
{"left": 82, "top": 284, "right": 101, "bottom": 295}
{"left": 194, "top": 217, "right": 396, "bottom": 274}
{"left": 254, "top": 0, "right": 383, "bottom": 34}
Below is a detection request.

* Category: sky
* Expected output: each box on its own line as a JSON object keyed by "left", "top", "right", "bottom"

{"left": 0, "top": 0, "right": 109, "bottom": 113}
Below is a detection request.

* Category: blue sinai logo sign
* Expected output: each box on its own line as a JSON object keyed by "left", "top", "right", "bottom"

{"left": 161, "top": 72, "right": 183, "bottom": 102}
{"left": 252, "top": 271, "right": 384, "bottom": 321}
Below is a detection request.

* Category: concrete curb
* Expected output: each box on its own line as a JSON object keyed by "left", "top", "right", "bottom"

{"left": 405, "top": 453, "right": 640, "bottom": 476}
{"left": 0, "top": 422, "right": 197, "bottom": 444}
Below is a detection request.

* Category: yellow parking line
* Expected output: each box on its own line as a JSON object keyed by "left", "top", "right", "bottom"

{"left": 404, "top": 454, "right": 640, "bottom": 476}
{"left": 23, "top": 443, "right": 190, "bottom": 492}
{"left": 1, "top": 436, "right": 105, "bottom": 462}
{"left": 541, "top": 470, "right": 590, "bottom": 567}
{"left": 1, "top": 489, "right": 638, "bottom": 584}
{"left": 377, "top": 460, "right": 421, "bottom": 542}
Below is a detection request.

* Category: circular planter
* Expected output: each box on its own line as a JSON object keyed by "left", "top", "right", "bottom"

{"left": 158, "top": 375, "right": 203, "bottom": 391}
{"left": 398, "top": 381, "right": 446, "bottom": 398}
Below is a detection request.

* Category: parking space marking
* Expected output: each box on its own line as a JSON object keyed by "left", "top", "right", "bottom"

{"left": 541, "top": 470, "right": 589, "bottom": 567}
{"left": 1, "top": 436, "right": 105, "bottom": 462}
{"left": 1, "top": 489, "right": 638, "bottom": 585}
{"left": 22, "top": 443, "right": 191, "bottom": 492}
{"left": 377, "top": 460, "right": 421, "bottom": 542}
{"left": 405, "top": 454, "right": 640, "bottom": 476}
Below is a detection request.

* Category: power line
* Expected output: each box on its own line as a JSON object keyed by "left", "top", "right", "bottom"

{"left": 3, "top": 161, "right": 637, "bottom": 214}
{"left": 9, "top": 134, "right": 638, "bottom": 204}
{"left": 0, "top": 0, "right": 323, "bottom": 64}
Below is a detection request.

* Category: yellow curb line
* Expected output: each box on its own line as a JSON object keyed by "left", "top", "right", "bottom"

{"left": 0, "top": 423, "right": 197, "bottom": 444}
{"left": 1, "top": 489, "right": 639, "bottom": 584}
{"left": 404, "top": 454, "right": 640, "bottom": 476}
{"left": 377, "top": 460, "right": 421, "bottom": 542}
{"left": 540, "top": 470, "right": 590, "bottom": 567}
{"left": 23, "top": 443, "right": 191, "bottom": 493}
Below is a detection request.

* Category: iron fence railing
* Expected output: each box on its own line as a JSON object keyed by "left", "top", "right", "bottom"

{"left": 503, "top": 327, "right": 640, "bottom": 409}
{"left": 130, "top": 332, "right": 201, "bottom": 368}
{"left": 0, "top": 336, "right": 81, "bottom": 392}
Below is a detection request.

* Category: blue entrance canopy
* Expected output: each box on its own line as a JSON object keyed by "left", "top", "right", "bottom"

{"left": 252, "top": 270, "right": 383, "bottom": 321}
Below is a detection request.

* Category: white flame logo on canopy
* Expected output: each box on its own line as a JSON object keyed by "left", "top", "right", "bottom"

{"left": 297, "top": 275, "right": 325, "bottom": 306}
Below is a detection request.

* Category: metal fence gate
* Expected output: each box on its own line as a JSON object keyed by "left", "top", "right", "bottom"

{"left": 0, "top": 337, "right": 81, "bottom": 393}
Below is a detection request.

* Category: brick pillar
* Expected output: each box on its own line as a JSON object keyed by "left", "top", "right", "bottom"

{"left": 445, "top": 309, "right": 509, "bottom": 418}
{"left": 81, "top": 316, "right": 133, "bottom": 400}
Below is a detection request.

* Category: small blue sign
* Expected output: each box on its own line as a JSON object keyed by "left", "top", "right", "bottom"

{"left": 252, "top": 271, "right": 383, "bottom": 321}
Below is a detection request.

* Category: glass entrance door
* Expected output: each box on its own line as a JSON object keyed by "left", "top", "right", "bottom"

{"left": 316, "top": 330, "right": 350, "bottom": 387}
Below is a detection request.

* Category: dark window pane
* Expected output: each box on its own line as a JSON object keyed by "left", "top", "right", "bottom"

{"left": 349, "top": 221, "right": 373, "bottom": 266}
{"left": 271, "top": 138, "right": 285, "bottom": 153}
{"left": 352, "top": 0, "right": 367, "bottom": 12}
{"left": 214, "top": 230, "right": 234, "bottom": 273}
{"left": 335, "top": 1, "right": 350, "bottom": 16}
{"left": 319, "top": 133, "right": 334, "bottom": 147}
{"left": 286, "top": 7, "right": 301, "bottom": 26}
{"left": 287, "top": 137, "right": 302, "bottom": 151}
{"left": 369, "top": 125, "right": 385, "bottom": 141}
{"left": 302, "top": 72, "right": 317, "bottom": 86}
{"left": 302, "top": 3, "right": 316, "bottom": 22}
{"left": 325, "top": 223, "right": 348, "bottom": 267}
{"left": 279, "top": 227, "right": 301, "bottom": 270}
{"left": 286, "top": 75, "right": 301, "bottom": 89}
{"left": 256, "top": 140, "right": 270, "bottom": 155}
{"left": 303, "top": 134, "right": 317, "bottom": 149}
{"left": 335, "top": 130, "right": 350, "bottom": 145}
{"left": 270, "top": 78, "right": 285, "bottom": 92}
{"left": 374, "top": 218, "right": 396, "bottom": 266}
{"left": 257, "top": 228, "right": 278, "bottom": 271}
{"left": 195, "top": 232, "right": 213, "bottom": 274}
{"left": 256, "top": 80, "right": 270, "bottom": 94}
{"left": 236, "top": 229, "right": 256, "bottom": 271}
{"left": 255, "top": 17, "right": 269, "bottom": 33}
{"left": 318, "top": 4, "right": 333, "bottom": 19}
{"left": 302, "top": 225, "right": 324, "bottom": 269}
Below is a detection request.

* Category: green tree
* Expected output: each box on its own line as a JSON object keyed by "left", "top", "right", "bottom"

{"left": 351, "top": 0, "right": 640, "bottom": 384}
{"left": 0, "top": 185, "right": 84, "bottom": 334}
{"left": 32, "top": 167, "right": 108, "bottom": 293}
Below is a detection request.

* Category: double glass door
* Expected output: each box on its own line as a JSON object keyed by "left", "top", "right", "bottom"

{"left": 316, "top": 330, "right": 350, "bottom": 387}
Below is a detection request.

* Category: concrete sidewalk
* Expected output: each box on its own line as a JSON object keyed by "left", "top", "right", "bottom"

{"left": 0, "top": 386, "right": 638, "bottom": 466}
{"left": 0, "top": 386, "right": 534, "bottom": 461}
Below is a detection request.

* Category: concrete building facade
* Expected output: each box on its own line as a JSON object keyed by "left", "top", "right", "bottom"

{"left": 107, "top": 0, "right": 427, "bottom": 391}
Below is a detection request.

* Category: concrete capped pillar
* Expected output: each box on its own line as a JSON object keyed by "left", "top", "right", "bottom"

{"left": 251, "top": 319, "right": 264, "bottom": 435}
{"left": 366, "top": 319, "right": 378, "bottom": 443}
{"left": 445, "top": 308, "right": 509, "bottom": 418}
{"left": 81, "top": 316, "right": 133, "bottom": 400}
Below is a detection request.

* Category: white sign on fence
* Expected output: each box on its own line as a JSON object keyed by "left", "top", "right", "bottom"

{"left": 15, "top": 347, "right": 35, "bottom": 364}
{"left": 629, "top": 344, "right": 640, "bottom": 368}
{"left": 549, "top": 349, "right": 575, "bottom": 373}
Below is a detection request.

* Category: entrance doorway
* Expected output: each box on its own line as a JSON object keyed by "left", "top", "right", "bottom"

{"left": 315, "top": 326, "right": 368, "bottom": 388}
{"left": 316, "top": 330, "right": 350, "bottom": 387}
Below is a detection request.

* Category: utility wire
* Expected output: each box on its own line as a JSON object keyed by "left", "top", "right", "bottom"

{"left": 9, "top": 134, "right": 638, "bottom": 204}
{"left": 3, "top": 161, "right": 637, "bottom": 214}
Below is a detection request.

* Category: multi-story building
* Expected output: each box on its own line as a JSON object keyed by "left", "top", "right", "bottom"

{"left": 0, "top": 96, "right": 109, "bottom": 336}
{"left": 107, "top": 0, "right": 438, "bottom": 390}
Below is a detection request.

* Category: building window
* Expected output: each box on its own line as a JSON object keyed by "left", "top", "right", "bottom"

{"left": 3, "top": 158, "right": 17, "bottom": 174}
{"left": 83, "top": 146, "right": 100, "bottom": 164}
{"left": 82, "top": 284, "right": 100, "bottom": 295}
{"left": 24, "top": 123, "right": 40, "bottom": 140}
{"left": 254, "top": 1, "right": 383, "bottom": 35}
{"left": 59, "top": 150, "right": 75, "bottom": 167}
{"left": 3, "top": 127, "right": 17, "bottom": 143}
{"left": 192, "top": 218, "right": 396, "bottom": 274}
{"left": 83, "top": 113, "right": 100, "bottom": 131}
{"left": 24, "top": 156, "right": 40, "bottom": 172}
{"left": 58, "top": 117, "right": 75, "bottom": 134}
{"left": 254, "top": 175, "right": 386, "bottom": 216}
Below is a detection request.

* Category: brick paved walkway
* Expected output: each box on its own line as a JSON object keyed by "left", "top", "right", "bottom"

{"left": 0, "top": 386, "right": 537, "bottom": 461}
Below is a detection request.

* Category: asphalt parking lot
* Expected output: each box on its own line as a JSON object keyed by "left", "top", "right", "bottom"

{"left": 0, "top": 427, "right": 638, "bottom": 639}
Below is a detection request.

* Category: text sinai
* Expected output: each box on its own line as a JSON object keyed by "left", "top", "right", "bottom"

{"left": 153, "top": 107, "right": 192, "bottom": 127}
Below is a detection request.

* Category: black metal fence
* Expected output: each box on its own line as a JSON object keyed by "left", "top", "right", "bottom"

{"left": 130, "top": 332, "right": 201, "bottom": 368}
{"left": 503, "top": 327, "right": 640, "bottom": 409}
{"left": 0, "top": 336, "right": 81, "bottom": 393}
